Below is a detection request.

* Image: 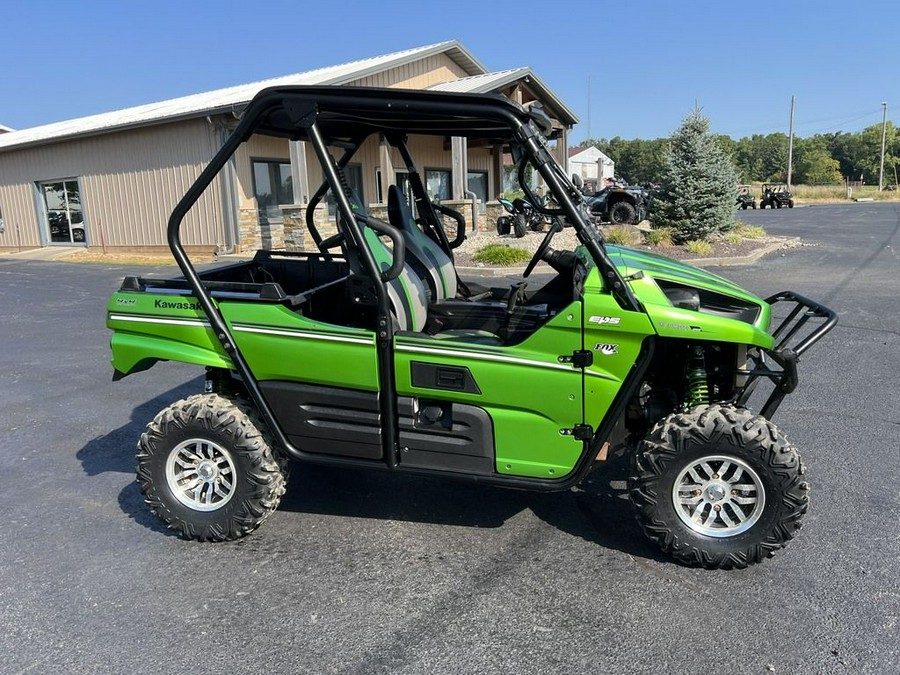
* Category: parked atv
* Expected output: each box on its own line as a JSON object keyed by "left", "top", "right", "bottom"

{"left": 107, "top": 86, "right": 836, "bottom": 569}
{"left": 737, "top": 186, "right": 757, "bottom": 210}
{"left": 585, "top": 183, "right": 646, "bottom": 224}
{"left": 760, "top": 183, "right": 794, "bottom": 209}
{"left": 496, "top": 196, "right": 546, "bottom": 237}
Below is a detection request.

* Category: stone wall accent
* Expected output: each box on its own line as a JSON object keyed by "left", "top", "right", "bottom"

{"left": 243, "top": 200, "right": 498, "bottom": 253}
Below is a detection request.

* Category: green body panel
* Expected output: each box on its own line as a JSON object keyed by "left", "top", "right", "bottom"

{"left": 599, "top": 245, "right": 774, "bottom": 349}
{"left": 580, "top": 272, "right": 657, "bottom": 427}
{"left": 107, "top": 245, "right": 777, "bottom": 481}
{"left": 395, "top": 306, "right": 586, "bottom": 478}
{"left": 106, "top": 292, "right": 232, "bottom": 373}
{"left": 219, "top": 302, "right": 378, "bottom": 390}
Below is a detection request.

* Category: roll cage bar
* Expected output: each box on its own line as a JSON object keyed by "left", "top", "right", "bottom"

{"left": 162, "top": 85, "right": 643, "bottom": 488}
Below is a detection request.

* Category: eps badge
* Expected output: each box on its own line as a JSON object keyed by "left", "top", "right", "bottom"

{"left": 588, "top": 315, "right": 621, "bottom": 325}
{"left": 594, "top": 343, "right": 619, "bottom": 355}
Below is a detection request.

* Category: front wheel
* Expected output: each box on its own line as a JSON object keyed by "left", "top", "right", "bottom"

{"left": 628, "top": 405, "right": 809, "bottom": 569}
{"left": 136, "top": 394, "right": 289, "bottom": 541}
{"left": 512, "top": 214, "right": 527, "bottom": 238}
{"left": 609, "top": 201, "right": 636, "bottom": 224}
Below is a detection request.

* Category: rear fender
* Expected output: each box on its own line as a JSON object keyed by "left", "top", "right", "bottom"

{"left": 109, "top": 331, "right": 233, "bottom": 379}
{"left": 107, "top": 291, "right": 233, "bottom": 378}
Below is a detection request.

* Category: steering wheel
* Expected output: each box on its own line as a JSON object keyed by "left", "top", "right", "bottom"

{"left": 523, "top": 219, "right": 562, "bottom": 277}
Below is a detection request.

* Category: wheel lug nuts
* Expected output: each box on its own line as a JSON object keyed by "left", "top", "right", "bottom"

{"left": 694, "top": 489, "right": 702, "bottom": 496}
{"left": 712, "top": 474, "right": 719, "bottom": 479}
{"left": 714, "top": 505, "right": 721, "bottom": 512}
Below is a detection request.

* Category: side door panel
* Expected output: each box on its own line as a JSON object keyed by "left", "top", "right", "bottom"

{"left": 394, "top": 303, "right": 586, "bottom": 479}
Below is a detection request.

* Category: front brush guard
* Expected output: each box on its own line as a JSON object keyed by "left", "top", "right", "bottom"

{"left": 735, "top": 291, "right": 838, "bottom": 418}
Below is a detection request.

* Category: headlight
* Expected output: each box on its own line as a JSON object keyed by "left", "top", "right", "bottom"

{"left": 657, "top": 280, "right": 761, "bottom": 324}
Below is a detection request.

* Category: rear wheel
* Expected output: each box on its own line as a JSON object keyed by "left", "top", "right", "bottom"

{"left": 788, "top": 200, "right": 794, "bottom": 208}
{"left": 628, "top": 405, "right": 809, "bottom": 569}
{"left": 136, "top": 394, "right": 289, "bottom": 541}
{"left": 609, "top": 201, "right": 636, "bottom": 224}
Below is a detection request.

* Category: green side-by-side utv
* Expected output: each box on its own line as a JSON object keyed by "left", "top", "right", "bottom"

{"left": 107, "top": 87, "right": 836, "bottom": 568}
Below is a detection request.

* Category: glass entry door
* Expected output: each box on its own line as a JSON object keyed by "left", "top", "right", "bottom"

{"left": 41, "top": 179, "right": 85, "bottom": 244}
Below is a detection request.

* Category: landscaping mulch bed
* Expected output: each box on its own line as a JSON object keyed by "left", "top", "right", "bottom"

{"left": 453, "top": 224, "right": 781, "bottom": 269}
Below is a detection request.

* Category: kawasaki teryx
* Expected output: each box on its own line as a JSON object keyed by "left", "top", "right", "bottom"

{"left": 107, "top": 87, "right": 836, "bottom": 568}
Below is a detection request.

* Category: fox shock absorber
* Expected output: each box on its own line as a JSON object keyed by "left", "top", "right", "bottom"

{"left": 685, "top": 346, "right": 710, "bottom": 409}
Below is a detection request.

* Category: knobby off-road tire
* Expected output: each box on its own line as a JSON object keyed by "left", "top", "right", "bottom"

{"left": 136, "top": 394, "right": 289, "bottom": 541}
{"left": 513, "top": 214, "right": 527, "bottom": 238}
{"left": 496, "top": 216, "right": 511, "bottom": 235}
{"left": 609, "top": 201, "right": 636, "bottom": 224}
{"left": 628, "top": 404, "right": 809, "bottom": 569}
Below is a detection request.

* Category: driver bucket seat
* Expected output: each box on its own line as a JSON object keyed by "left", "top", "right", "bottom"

{"left": 387, "top": 185, "right": 457, "bottom": 302}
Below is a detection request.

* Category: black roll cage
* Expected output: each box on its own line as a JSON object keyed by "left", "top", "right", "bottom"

{"left": 163, "top": 85, "right": 646, "bottom": 490}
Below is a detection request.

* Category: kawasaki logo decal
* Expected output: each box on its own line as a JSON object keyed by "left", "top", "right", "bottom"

{"left": 154, "top": 299, "right": 202, "bottom": 311}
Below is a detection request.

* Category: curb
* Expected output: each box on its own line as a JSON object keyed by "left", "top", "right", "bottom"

{"left": 456, "top": 236, "right": 796, "bottom": 277}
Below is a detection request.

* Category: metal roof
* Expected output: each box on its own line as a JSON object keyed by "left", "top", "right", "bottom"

{"left": 0, "top": 41, "right": 487, "bottom": 153}
{"left": 429, "top": 68, "right": 579, "bottom": 126}
{"left": 0, "top": 124, "right": 13, "bottom": 133}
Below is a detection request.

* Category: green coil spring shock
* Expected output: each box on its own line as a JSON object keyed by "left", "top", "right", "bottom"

{"left": 685, "top": 346, "right": 710, "bottom": 409}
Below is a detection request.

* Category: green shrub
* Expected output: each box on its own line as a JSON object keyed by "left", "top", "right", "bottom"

{"left": 603, "top": 226, "right": 640, "bottom": 246}
{"left": 723, "top": 232, "right": 743, "bottom": 244}
{"left": 472, "top": 244, "right": 532, "bottom": 266}
{"left": 645, "top": 227, "right": 674, "bottom": 247}
{"left": 684, "top": 240, "right": 714, "bottom": 256}
{"left": 736, "top": 224, "right": 766, "bottom": 239}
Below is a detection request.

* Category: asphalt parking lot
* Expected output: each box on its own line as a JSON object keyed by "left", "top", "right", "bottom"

{"left": 0, "top": 203, "right": 897, "bottom": 674}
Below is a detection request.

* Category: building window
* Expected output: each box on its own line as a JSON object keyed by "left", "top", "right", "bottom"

{"left": 467, "top": 171, "right": 488, "bottom": 209}
{"left": 326, "top": 164, "right": 364, "bottom": 216}
{"left": 375, "top": 168, "right": 411, "bottom": 206}
{"left": 252, "top": 159, "right": 292, "bottom": 225}
{"left": 425, "top": 169, "right": 452, "bottom": 202}
{"left": 40, "top": 179, "right": 85, "bottom": 244}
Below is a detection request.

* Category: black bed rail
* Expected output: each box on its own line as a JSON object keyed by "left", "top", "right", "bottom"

{"left": 735, "top": 290, "right": 838, "bottom": 418}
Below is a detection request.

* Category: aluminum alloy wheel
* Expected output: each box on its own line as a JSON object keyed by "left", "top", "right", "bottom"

{"left": 165, "top": 438, "right": 237, "bottom": 512}
{"left": 672, "top": 455, "right": 765, "bottom": 538}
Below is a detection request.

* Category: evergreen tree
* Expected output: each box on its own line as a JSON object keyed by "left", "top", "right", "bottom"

{"left": 651, "top": 110, "right": 740, "bottom": 242}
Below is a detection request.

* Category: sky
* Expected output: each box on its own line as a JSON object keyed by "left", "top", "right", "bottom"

{"left": 2, "top": 0, "right": 898, "bottom": 144}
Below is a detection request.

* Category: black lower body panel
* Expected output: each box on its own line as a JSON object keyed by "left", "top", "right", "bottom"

{"left": 397, "top": 398, "right": 495, "bottom": 475}
{"left": 260, "top": 382, "right": 382, "bottom": 459}
{"left": 259, "top": 382, "right": 496, "bottom": 473}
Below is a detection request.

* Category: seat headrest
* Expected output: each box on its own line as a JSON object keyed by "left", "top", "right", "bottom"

{"left": 387, "top": 185, "right": 413, "bottom": 231}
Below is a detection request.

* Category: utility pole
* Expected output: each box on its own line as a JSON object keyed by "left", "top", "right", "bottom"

{"left": 879, "top": 102, "right": 887, "bottom": 191}
{"left": 586, "top": 76, "right": 591, "bottom": 142}
{"left": 787, "top": 96, "right": 795, "bottom": 190}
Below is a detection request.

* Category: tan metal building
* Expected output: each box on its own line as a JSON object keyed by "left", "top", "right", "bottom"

{"left": 0, "top": 41, "right": 577, "bottom": 253}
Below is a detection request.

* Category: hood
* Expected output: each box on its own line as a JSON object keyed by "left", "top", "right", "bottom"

{"left": 606, "top": 245, "right": 764, "bottom": 304}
